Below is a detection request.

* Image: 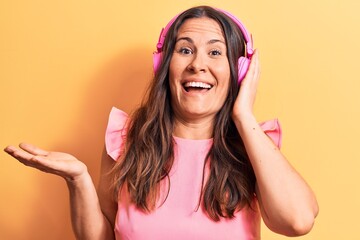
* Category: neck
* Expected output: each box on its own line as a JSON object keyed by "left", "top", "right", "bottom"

{"left": 173, "top": 117, "right": 214, "bottom": 139}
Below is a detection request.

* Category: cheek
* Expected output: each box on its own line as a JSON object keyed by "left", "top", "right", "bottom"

{"left": 215, "top": 66, "right": 231, "bottom": 90}
{"left": 169, "top": 56, "right": 185, "bottom": 91}
{"left": 169, "top": 57, "right": 179, "bottom": 82}
{"left": 168, "top": 68, "right": 179, "bottom": 99}
{"left": 220, "top": 84, "right": 230, "bottom": 105}
{"left": 213, "top": 59, "right": 231, "bottom": 81}
{"left": 217, "top": 75, "right": 231, "bottom": 105}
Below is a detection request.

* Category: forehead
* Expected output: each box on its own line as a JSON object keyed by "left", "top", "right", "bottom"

{"left": 176, "top": 17, "right": 225, "bottom": 40}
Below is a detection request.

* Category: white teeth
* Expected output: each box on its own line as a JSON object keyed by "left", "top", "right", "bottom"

{"left": 184, "top": 81, "right": 212, "bottom": 89}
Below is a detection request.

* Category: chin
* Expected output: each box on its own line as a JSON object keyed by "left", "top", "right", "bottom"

{"left": 183, "top": 107, "right": 217, "bottom": 119}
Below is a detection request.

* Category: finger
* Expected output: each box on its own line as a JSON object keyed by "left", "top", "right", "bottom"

{"left": 19, "top": 143, "right": 49, "bottom": 156}
{"left": 242, "top": 50, "right": 260, "bottom": 90}
{"left": 250, "top": 49, "right": 260, "bottom": 78}
{"left": 249, "top": 49, "right": 259, "bottom": 73}
{"left": 4, "top": 145, "right": 15, "bottom": 154}
{"left": 5, "top": 146, "right": 50, "bottom": 168}
{"left": 4, "top": 145, "right": 37, "bottom": 161}
{"left": 253, "top": 51, "right": 261, "bottom": 80}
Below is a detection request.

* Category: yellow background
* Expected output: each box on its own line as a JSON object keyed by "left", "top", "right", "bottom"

{"left": 1, "top": 0, "right": 359, "bottom": 239}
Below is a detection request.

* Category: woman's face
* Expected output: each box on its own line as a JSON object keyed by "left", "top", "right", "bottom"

{"left": 169, "top": 17, "right": 230, "bottom": 123}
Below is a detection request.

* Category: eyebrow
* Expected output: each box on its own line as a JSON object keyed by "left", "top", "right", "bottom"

{"left": 176, "top": 37, "right": 225, "bottom": 45}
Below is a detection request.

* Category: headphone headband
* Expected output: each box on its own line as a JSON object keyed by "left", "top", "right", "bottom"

{"left": 155, "top": 8, "right": 253, "bottom": 56}
{"left": 153, "top": 7, "right": 253, "bottom": 84}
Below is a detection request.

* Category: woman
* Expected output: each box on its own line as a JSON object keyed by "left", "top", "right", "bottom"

{"left": 4, "top": 6, "right": 318, "bottom": 240}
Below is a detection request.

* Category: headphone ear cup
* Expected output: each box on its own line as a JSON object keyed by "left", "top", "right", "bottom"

{"left": 153, "top": 52, "right": 162, "bottom": 73}
{"left": 238, "top": 56, "right": 250, "bottom": 84}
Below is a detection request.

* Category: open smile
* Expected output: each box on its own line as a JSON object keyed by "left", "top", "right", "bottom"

{"left": 182, "top": 81, "right": 213, "bottom": 92}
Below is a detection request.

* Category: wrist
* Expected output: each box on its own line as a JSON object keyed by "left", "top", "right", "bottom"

{"left": 233, "top": 111, "right": 256, "bottom": 126}
{"left": 65, "top": 170, "right": 91, "bottom": 187}
{"left": 233, "top": 112, "right": 260, "bottom": 138}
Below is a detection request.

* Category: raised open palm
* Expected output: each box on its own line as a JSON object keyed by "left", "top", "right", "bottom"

{"left": 4, "top": 143, "right": 87, "bottom": 181}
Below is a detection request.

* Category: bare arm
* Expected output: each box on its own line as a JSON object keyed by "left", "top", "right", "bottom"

{"left": 97, "top": 147, "right": 118, "bottom": 234}
{"left": 232, "top": 50, "right": 319, "bottom": 236}
{"left": 4, "top": 143, "right": 116, "bottom": 240}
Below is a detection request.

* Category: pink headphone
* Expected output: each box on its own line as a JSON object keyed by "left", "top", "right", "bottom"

{"left": 153, "top": 8, "right": 254, "bottom": 84}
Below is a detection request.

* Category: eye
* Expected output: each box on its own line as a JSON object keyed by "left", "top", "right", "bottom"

{"left": 209, "top": 49, "right": 222, "bottom": 56}
{"left": 178, "top": 47, "right": 193, "bottom": 55}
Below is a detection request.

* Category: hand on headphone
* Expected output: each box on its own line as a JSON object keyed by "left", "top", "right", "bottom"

{"left": 232, "top": 49, "right": 260, "bottom": 121}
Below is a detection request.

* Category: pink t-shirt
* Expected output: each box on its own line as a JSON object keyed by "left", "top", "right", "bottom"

{"left": 105, "top": 107, "right": 282, "bottom": 240}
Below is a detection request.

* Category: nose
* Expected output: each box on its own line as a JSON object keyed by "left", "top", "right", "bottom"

{"left": 186, "top": 53, "right": 207, "bottom": 73}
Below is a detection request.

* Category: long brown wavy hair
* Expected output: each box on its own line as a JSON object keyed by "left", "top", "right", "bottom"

{"left": 111, "top": 6, "right": 256, "bottom": 221}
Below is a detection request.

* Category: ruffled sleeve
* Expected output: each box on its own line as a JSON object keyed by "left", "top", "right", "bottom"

{"left": 259, "top": 119, "right": 282, "bottom": 149}
{"left": 105, "top": 107, "right": 129, "bottom": 161}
